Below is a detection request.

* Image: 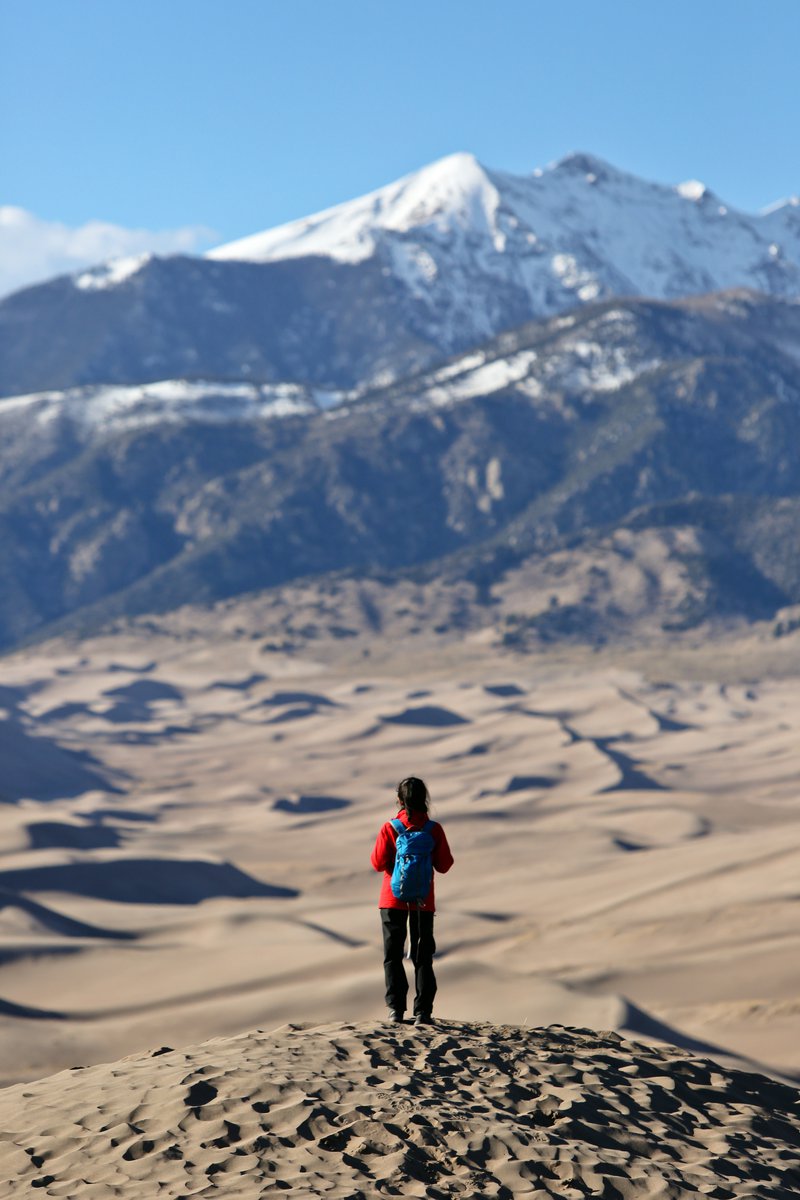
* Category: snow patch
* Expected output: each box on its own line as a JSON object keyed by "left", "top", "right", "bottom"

{"left": 597, "top": 309, "right": 636, "bottom": 325}
{"left": 0, "top": 379, "right": 350, "bottom": 438}
{"left": 388, "top": 242, "right": 440, "bottom": 297}
{"left": 431, "top": 350, "right": 487, "bottom": 383}
{"left": 548, "top": 339, "right": 660, "bottom": 393}
{"left": 420, "top": 349, "right": 538, "bottom": 409}
{"left": 676, "top": 180, "right": 707, "bottom": 202}
{"left": 476, "top": 457, "right": 505, "bottom": 513}
{"left": 74, "top": 254, "right": 152, "bottom": 290}
{"left": 551, "top": 254, "right": 602, "bottom": 300}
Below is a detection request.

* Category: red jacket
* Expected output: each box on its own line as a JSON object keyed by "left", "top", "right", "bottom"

{"left": 371, "top": 809, "right": 453, "bottom": 911}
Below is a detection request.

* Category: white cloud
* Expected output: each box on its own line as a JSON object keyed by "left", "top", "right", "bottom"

{"left": 0, "top": 207, "right": 218, "bottom": 298}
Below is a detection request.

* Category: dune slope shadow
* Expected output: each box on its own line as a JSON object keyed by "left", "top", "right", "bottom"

{"left": 0, "top": 685, "right": 33, "bottom": 712}
{"left": 0, "top": 889, "right": 137, "bottom": 940}
{"left": 39, "top": 702, "right": 93, "bottom": 722}
{"left": 612, "top": 837, "right": 648, "bottom": 852}
{"left": 259, "top": 691, "right": 341, "bottom": 725}
{"left": 86, "top": 809, "right": 158, "bottom": 825}
{"left": 381, "top": 706, "right": 470, "bottom": 728}
{"left": 208, "top": 674, "right": 268, "bottom": 692}
{"left": 0, "top": 718, "right": 119, "bottom": 803}
{"left": 616, "top": 688, "right": 697, "bottom": 734}
{"left": 260, "top": 691, "right": 339, "bottom": 708}
{"left": 103, "top": 680, "right": 184, "bottom": 704}
{"left": 97, "top": 679, "right": 185, "bottom": 724}
{"left": 444, "top": 741, "right": 492, "bottom": 760}
{"left": 0, "top": 860, "right": 298, "bottom": 905}
{"left": 556, "top": 722, "right": 668, "bottom": 792}
{"left": 27, "top": 822, "right": 123, "bottom": 851}
{"left": 0, "top": 996, "right": 66, "bottom": 1020}
{"left": 622, "top": 999, "right": 800, "bottom": 1085}
{"left": 505, "top": 774, "right": 556, "bottom": 792}
{"left": 647, "top": 709, "right": 696, "bottom": 733}
{"left": 265, "top": 706, "right": 320, "bottom": 724}
{"left": 595, "top": 739, "right": 669, "bottom": 792}
{"left": 273, "top": 795, "right": 351, "bottom": 815}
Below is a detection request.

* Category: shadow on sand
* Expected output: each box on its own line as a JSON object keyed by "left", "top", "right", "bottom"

{"left": 0, "top": 718, "right": 120, "bottom": 803}
{"left": 622, "top": 999, "right": 800, "bottom": 1086}
{"left": 381, "top": 706, "right": 470, "bottom": 728}
{"left": 0, "top": 860, "right": 298, "bottom": 905}
{"left": 0, "top": 889, "right": 137, "bottom": 940}
{"left": 27, "top": 822, "right": 123, "bottom": 851}
{"left": 273, "top": 795, "right": 351, "bottom": 815}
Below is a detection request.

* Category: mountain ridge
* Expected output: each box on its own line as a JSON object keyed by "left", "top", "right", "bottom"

{"left": 2, "top": 152, "right": 799, "bottom": 400}
{"left": 207, "top": 148, "right": 800, "bottom": 272}
{"left": 2, "top": 290, "right": 800, "bottom": 651}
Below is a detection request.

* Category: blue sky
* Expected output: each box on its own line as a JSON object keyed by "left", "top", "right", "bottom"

{"left": 2, "top": 0, "right": 799, "bottom": 291}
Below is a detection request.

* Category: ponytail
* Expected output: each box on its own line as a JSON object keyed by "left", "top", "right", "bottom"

{"left": 397, "top": 776, "right": 429, "bottom": 815}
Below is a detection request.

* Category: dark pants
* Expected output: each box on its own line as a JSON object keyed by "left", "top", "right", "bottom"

{"left": 381, "top": 907, "right": 437, "bottom": 1017}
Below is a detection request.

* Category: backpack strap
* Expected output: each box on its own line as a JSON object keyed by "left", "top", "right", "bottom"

{"left": 391, "top": 818, "right": 436, "bottom": 836}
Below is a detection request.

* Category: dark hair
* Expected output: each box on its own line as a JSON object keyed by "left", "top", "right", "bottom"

{"left": 397, "top": 776, "right": 429, "bottom": 814}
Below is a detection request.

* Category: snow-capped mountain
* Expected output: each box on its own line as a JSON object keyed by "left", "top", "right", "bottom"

{"left": 4, "top": 153, "right": 800, "bottom": 652}
{"left": 2, "top": 151, "right": 799, "bottom": 400}
{"left": 209, "top": 150, "right": 800, "bottom": 342}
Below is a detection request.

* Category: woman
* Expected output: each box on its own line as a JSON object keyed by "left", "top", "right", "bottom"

{"left": 370, "top": 776, "right": 454, "bottom": 1025}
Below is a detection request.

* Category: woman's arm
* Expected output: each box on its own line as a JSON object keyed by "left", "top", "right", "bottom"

{"left": 370, "top": 822, "right": 395, "bottom": 872}
{"left": 432, "top": 824, "right": 454, "bottom": 873}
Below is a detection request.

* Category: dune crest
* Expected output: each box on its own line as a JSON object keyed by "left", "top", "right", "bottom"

{"left": 0, "top": 1020, "right": 797, "bottom": 1198}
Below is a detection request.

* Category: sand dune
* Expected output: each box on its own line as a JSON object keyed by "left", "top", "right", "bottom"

{"left": 0, "top": 622, "right": 800, "bottom": 1095}
{"left": 0, "top": 1020, "right": 797, "bottom": 1198}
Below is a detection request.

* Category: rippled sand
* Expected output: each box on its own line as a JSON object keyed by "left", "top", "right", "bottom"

{"left": 1, "top": 1020, "right": 798, "bottom": 1198}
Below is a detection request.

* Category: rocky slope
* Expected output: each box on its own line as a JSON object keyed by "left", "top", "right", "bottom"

{"left": 1, "top": 290, "right": 799, "bottom": 650}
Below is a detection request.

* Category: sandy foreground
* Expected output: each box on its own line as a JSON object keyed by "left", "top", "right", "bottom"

{"left": 0, "top": 613, "right": 800, "bottom": 1111}
{"left": 1, "top": 1018, "right": 798, "bottom": 1199}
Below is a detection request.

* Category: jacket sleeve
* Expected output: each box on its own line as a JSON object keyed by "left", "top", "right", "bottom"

{"left": 432, "top": 823, "right": 454, "bottom": 874}
{"left": 371, "top": 823, "right": 395, "bottom": 872}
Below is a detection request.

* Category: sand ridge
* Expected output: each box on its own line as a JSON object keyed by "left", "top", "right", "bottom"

{"left": 0, "top": 1020, "right": 798, "bottom": 1198}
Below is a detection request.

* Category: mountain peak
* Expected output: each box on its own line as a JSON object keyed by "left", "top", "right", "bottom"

{"left": 761, "top": 194, "right": 800, "bottom": 216}
{"left": 207, "top": 151, "right": 498, "bottom": 266}
{"left": 418, "top": 149, "right": 485, "bottom": 177}
{"left": 546, "top": 151, "right": 621, "bottom": 180}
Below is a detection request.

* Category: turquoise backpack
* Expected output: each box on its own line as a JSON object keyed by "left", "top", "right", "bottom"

{"left": 389, "top": 818, "right": 436, "bottom": 904}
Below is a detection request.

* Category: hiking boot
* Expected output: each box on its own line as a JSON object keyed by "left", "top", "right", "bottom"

{"left": 414, "top": 1013, "right": 433, "bottom": 1026}
{"left": 387, "top": 1010, "right": 405, "bottom": 1023}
